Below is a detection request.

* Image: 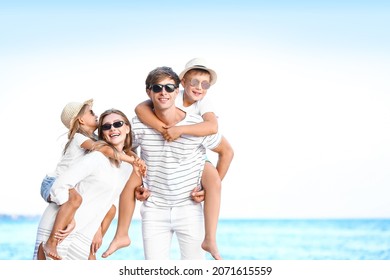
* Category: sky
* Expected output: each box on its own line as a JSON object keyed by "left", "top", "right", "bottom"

{"left": 1, "top": 0, "right": 390, "bottom": 219}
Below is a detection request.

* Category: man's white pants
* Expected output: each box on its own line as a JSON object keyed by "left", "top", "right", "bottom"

{"left": 140, "top": 203, "right": 205, "bottom": 260}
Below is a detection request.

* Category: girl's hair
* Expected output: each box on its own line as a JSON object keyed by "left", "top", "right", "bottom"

{"left": 63, "top": 104, "right": 97, "bottom": 155}
{"left": 95, "top": 108, "right": 132, "bottom": 167}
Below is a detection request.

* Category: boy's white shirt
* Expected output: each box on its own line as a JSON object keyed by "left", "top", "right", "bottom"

{"left": 175, "top": 89, "right": 217, "bottom": 117}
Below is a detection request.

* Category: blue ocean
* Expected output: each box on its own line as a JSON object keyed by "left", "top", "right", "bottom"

{"left": 1, "top": 215, "right": 390, "bottom": 260}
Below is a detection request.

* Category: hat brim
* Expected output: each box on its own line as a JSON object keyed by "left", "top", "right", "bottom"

{"left": 83, "top": 99, "right": 93, "bottom": 107}
{"left": 179, "top": 66, "right": 217, "bottom": 85}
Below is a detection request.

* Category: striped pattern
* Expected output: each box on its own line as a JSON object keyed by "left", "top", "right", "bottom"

{"left": 33, "top": 152, "right": 132, "bottom": 260}
{"left": 132, "top": 113, "right": 222, "bottom": 207}
{"left": 33, "top": 224, "right": 91, "bottom": 260}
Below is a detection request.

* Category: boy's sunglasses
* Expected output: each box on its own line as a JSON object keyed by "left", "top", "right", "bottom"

{"left": 149, "top": 84, "right": 177, "bottom": 93}
{"left": 101, "top": 121, "right": 125, "bottom": 131}
{"left": 190, "top": 78, "right": 210, "bottom": 90}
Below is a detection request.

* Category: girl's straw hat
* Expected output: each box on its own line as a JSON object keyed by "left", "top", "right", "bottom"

{"left": 60, "top": 99, "right": 93, "bottom": 129}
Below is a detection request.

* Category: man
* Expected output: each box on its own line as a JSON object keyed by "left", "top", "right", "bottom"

{"left": 103, "top": 66, "right": 233, "bottom": 259}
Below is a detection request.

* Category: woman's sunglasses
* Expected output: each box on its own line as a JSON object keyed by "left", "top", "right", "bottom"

{"left": 101, "top": 121, "right": 125, "bottom": 131}
{"left": 149, "top": 84, "right": 178, "bottom": 93}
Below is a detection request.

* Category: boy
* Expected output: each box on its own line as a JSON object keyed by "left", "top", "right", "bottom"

{"left": 106, "top": 59, "right": 233, "bottom": 260}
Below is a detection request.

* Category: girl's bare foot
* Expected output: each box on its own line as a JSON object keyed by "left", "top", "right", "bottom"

{"left": 101, "top": 236, "right": 131, "bottom": 258}
{"left": 42, "top": 242, "right": 62, "bottom": 260}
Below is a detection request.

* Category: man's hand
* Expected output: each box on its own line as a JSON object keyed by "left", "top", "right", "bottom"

{"left": 135, "top": 185, "right": 150, "bottom": 201}
{"left": 191, "top": 186, "right": 205, "bottom": 203}
{"left": 90, "top": 226, "right": 103, "bottom": 257}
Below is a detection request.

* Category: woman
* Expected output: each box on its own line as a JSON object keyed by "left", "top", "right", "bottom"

{"left": 34, "top": 108, "right": 137, "bottom": 260}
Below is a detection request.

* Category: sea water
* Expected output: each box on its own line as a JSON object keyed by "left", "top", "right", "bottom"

{"left": 1, "top": 215, "right": 390, "bottom": 260}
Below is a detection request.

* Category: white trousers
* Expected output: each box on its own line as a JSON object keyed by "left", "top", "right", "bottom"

{"left": 140, "top": 203, "right": 205, "bottom": 260}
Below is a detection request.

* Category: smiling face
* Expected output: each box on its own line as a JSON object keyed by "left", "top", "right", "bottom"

{"left": 100, "top": 113, "right": 130, "bottom": 151}
{"left": 147, "top": 77, "right": 179, "bottom": 111}
{"left": 181, "top": 70, "right": 211, "bottom": 106}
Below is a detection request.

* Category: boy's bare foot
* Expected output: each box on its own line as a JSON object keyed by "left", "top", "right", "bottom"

{"left": 42, "top": 242, "right": 62, "bottom": 260}
{"left": 202, "top": 240, "right": 222, "bottom": 260}
{"left": 101, "top": 236, "right": 131, "bottom": 258}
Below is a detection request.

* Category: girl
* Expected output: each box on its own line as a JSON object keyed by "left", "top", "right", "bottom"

{"left": 34, "top": 108, "right": 140, "bottom": 260}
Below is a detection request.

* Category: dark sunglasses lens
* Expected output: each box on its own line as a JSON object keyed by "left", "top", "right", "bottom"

{"left": 164, "top": 84, "right": 176, "bottom": 93}
{"left": 151, "top": 84, "right": 176, "bottom": 93}
{"left": 113, "top": 121, "right": 124, "bottom": 128}
{"left": 101, "top": 124, "right": 111, "bottom": 131}
{"left": 101, "top": 121, "right": 124, "bottom": 131}
{"left": 152, "top": 85, "right": 163, "bottom": 93}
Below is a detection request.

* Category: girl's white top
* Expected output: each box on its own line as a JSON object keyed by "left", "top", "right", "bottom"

{"left": 48, "top": 133, "right": 91, "bottom": 177}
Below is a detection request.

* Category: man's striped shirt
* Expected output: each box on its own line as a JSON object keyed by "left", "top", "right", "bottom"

{"left": 131, "top": 113, "right": 222, "bottom": 207}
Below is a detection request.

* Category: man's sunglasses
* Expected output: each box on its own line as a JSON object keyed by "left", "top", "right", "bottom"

{"left": 149, "top": 84, "right": 178, "bottom": 93}
{"left": 101, "top": 121, "right": 125, "bottom": 131}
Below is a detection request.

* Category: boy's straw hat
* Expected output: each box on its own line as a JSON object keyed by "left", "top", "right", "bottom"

{"left": 179, "top": 58, "right": 217, "bottom": 85}
{"left": 60, "top": 99, "right": 93, "bottom": 129}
